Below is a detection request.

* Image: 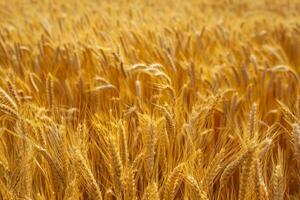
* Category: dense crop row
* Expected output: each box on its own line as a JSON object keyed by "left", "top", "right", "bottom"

{"left": 0, "top": 0, "right": 300, "bottom": 199}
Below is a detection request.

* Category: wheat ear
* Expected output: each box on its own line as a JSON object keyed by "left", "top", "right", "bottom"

{"left": 142, "top": 182, "right": 159, "bottom": 200}
{"left": 248, "top": 103, "right": 257, "bottom": 139}
{"left": 119, "top": 123, "right": 129, "bottom": 165}
{"left": 271, "top": 165, "right": 284, "bottom": 200}
{"left": 220, "top": 148, "right": 251, "bottom": 188}
{"left": 202, "top": 148, "right": 225, "bottom": 191}
{"left": 46, "top": 73, "right": 54, "bottom": 110}
{"left": 73, "top": 149, "right": 103, "bottom": 200}
{"left": 292, "top": 123, "right": 300, "bottom": 162}
{"left": 122, "top": 165, "right": 137, "bottom": 200}
{"left": 0, "top": 86, "right": 18, "bottom": 111}
{"left": 238, "top": 148, "right": 254, "bottom": 200}
{"left": 108, "top": 136, "right": 123, "bottom": 193}
{"left": 162, "top": 163, "right": 184, "bottom": 200}
{"left": 146, "top": 121, "right": 155, "bottom": 179}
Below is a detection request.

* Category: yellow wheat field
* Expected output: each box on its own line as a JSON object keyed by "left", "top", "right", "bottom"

{"left": 0, "top": 0, "right": 300, "bottom": 199}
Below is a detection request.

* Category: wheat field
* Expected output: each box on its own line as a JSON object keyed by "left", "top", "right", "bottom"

{"left": 0, "top": 0, "right": 299, "bottom": 199}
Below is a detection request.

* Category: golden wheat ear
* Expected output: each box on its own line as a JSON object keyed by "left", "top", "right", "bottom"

{"left": 201, "top": 148, "right": 225, "bottom": 191}
{"left": 72, "top": 148, "right": 103, "bottom": 200}
{"left": 0, "top": 103, "right": 19, "bottom": 119}
{"left": 220, "top": 148, "right": 251, "bottom": 188}
{"left": 108, "top": 136, "right": 123, "bottom": 195}
{"left": 163, "top": 106, "right": 176, "bottom": 137}
{"left": 183, "top": 174, "right": 208, "bottom": 200}
{"left": 238, "top": 147, "right": 255, "bottom": 200}
{"left": 118, "top": 122, "right": 129, "bottom": 166}
{"left": 122, "top": 165, "right": 137, "bottom": 200}
{"left": 46, "top": 73, "right": 54, "bottom": 111}
{"left": 292, "top": 123, "right": 300, "bottom": 162}
{"left": 254, "top": 160, "right": 269, "bottom": 200}
{"left": 6, "top": 80, "right": 21, "bottom": 107}
{"left": 161, "top": 163, "right": 185, "bottom": 200}
{"left": 0, "top": 86, "right": 18, "bottom": 111}
{"left": 142, "top": 181, "right": 159, "bottom": 200}
{"left": 145, "top": 121, "right": 155, "bottom": 179}
{"left": 271, "top": 165, "right": 285, "bottom": 200}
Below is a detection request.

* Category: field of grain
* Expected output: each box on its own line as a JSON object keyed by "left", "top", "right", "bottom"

{"left": 0, "top": 0, "right": 300, "bottom": 199}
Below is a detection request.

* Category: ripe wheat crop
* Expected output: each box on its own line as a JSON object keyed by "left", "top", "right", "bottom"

{"left": 0, "top": 0, "right": 300, "bottom": 199}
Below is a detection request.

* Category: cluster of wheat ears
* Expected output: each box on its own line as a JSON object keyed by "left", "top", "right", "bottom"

{"left": 0, "top": 0, "right": 300, "bottom": 199}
